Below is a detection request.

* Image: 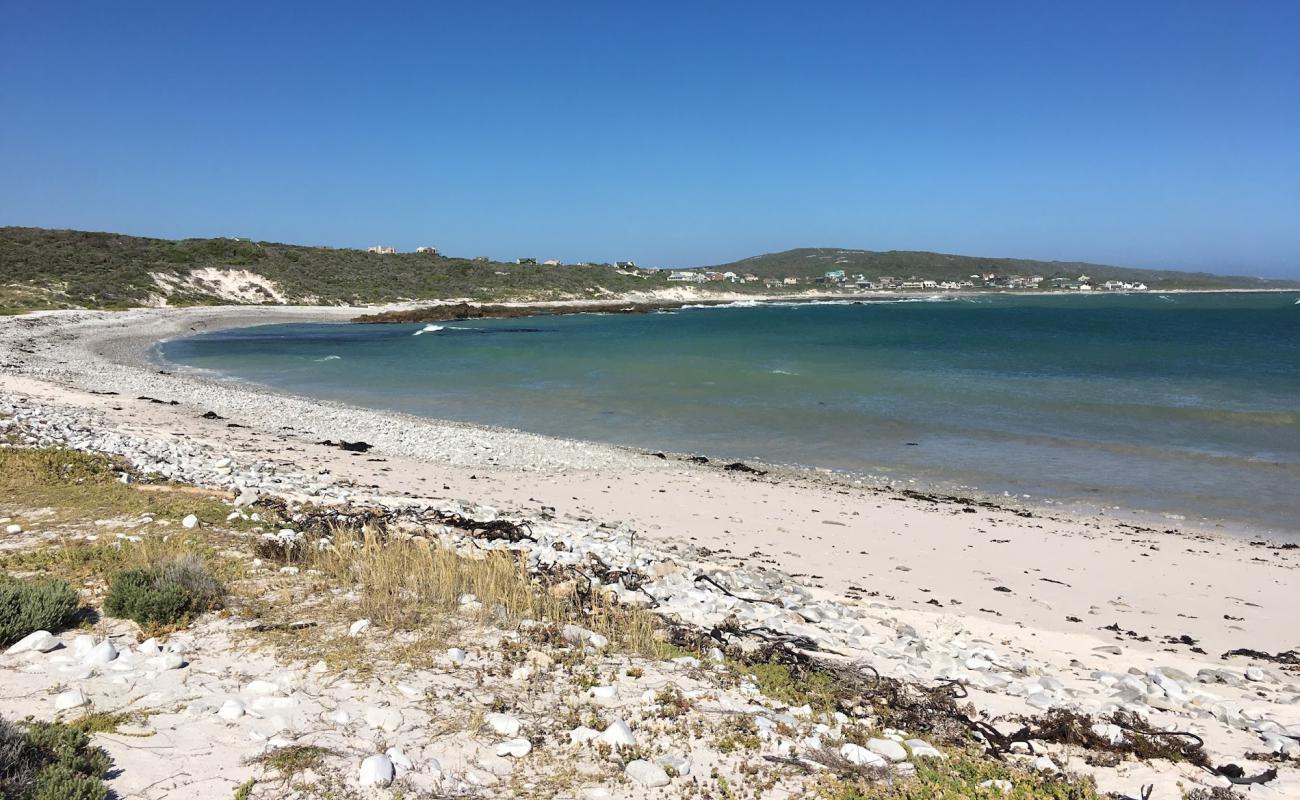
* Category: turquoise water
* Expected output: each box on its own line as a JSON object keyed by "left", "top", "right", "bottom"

{"left": 161, "top": 293, "right": 1300, "bottom": 535}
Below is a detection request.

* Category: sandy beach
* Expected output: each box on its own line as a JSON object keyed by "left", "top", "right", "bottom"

{"left": 2, "top": 305, "right": 1298, "bottom": 798}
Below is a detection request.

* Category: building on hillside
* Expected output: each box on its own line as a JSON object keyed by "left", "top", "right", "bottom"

{"left": 415, "top": 246, "right": 439, "bottom": 255}
{"left": 543, "top": 259, "right": 561, "bottom": 266}
{"left": 782, "top": 276, "right": 799, "bottom": 285}
{"left": 667, "top": 270, "right": 705, "bottom": 282}
{"left": 516, "top": 258, "right": 537, "bottom": 265}
{"left": 742, "top": 273, "right": 759, "bottom": 282}
{"left": 824, "top": 269, "right": 846, "bottom": 282}
{"left": 722, "top": 271, "right": 738, "bottom": 282}
{"left": 615, "top": 261, "right": 637, "bottom": 269}
{"left": 878, "top": 276, "right": 899, "bottom": 288}
{"left": 367, "top": 245, "right": 396, "bottom": 254}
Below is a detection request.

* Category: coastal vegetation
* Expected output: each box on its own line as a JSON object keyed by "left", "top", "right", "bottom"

{"left": 0, "top": 577, "right": 79, "bottom": 645}
{"left": 0, "top": 717, "right": 113, "bottom": 800}
{"left": 2, "top": 227, "right": 1294, "bottom": 314}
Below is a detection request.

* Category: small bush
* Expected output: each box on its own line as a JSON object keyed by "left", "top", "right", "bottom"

{"left": 0, "top": 577, "right": 80, "bottom": 645}
{"left": 0, "top": 718, "right": 111, "bottom": 800}
{"left": 104, "top": 556, "right": 223, "bottom": 628}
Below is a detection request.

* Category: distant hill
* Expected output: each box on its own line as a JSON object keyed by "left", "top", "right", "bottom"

{"left": 0, "top": 227, "right": 667, "bottom": 312}
{"left": 695, "top": 247, "right": 1299, "bottom": 290}
{"left": 2, "top": 228, "right": 1295, "bottom": 314}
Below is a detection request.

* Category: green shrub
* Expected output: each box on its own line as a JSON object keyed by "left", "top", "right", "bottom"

{"left": 0, "top": 718, "right": 111, "bottom": 800}
{"left": 0, "top": 577, "right": 80, "bottom": 645}
{"left": 103, "top": 557, "right": 223, "bottom": 628}
{"left": 31, "top": 763, "right": 108, "bottom": 800}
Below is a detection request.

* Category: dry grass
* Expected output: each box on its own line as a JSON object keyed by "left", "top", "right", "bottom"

{"left": 301, "top": 525, "right": 670, "bottom": 659}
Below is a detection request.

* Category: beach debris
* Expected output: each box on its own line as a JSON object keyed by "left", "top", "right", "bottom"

{"left": 723, "top": 461, "right": 767, "bottom": 475}
{"left": 199, "top": 410, "right": 225, "bottom": 419}
{"left": 1221, "top": 647, "right": 1300, "bottom": 666}
{"left": 317, "top": 439, "right": 373, "bottom": 452}
{"left": 137, "top": 395, "right": 179, "bottom": 405}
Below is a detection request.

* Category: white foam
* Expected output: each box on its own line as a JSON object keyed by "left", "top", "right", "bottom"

{"left": 413, "top": 324, "right": 445, "bottom": 336}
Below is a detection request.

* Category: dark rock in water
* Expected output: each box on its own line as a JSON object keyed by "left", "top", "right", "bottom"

{"left": 200, "top": 411, "right": 225, "bottom": 420}
{"left": 137, "top": 396, "right": 179, "bottom": 405}
{"left": 723, "top": 461, "right": 767, "bottom": 475}
{"left": 318, "top": 439, "right": 374, "bottom": 453}
{"left": 687, "top": 456, "right": 709, "bottom": 464}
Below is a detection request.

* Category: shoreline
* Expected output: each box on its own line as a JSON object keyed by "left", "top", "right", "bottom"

{"left": 2, "top": 304, "right": 1298, "bottom": 796}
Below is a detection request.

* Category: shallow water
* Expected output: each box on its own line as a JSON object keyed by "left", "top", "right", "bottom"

{"left": 161, "top": 292, "right": 1300, "bottom": 535}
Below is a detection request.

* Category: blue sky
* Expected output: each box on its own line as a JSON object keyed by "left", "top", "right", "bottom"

{"left": 1, "top": 2, "right": 1297, "bottom": 275}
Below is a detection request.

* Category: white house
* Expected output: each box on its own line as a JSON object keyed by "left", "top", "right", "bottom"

{"left": 367, "top": 245, "right": 396, "bottom": 254}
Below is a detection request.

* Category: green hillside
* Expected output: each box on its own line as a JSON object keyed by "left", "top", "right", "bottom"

{"left": 0, "top": 227, "right": 669, "bottom": 312}
{"left": 697, "top": 247, "right": 1299, "bottom": 289}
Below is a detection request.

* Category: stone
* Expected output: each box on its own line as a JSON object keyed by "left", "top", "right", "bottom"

{"left": 867, "top": 738, "right": 908, "bottom": 762}
{"left": 181, "top": 514, "right": 199, "bottom": 529}
{"left": 625, "top": 759, "right": 671, "bottom": 788}
{"left": 657, "top": 754, "right": 691, "bottom": 776}
{"left": 1246, "top": 667, "right": 1266, "bottom": 682}
{"left": 217, "top": 699, "right": 246, "bottom": 720}
{"left": 348, "top": 619, "right": 370, "bottom": 637}
{"left": 838, "top": 743, "right": 886, "bottom": 767}
{"left": 569, "top": 726, "right": 600, "bottom": 744}
{"left": 5, "top": 524, "right": 22, "bottom": 534}
{"left": 5, "top": 630, "right": 60, "bottom": 655}
{"left": 1033, "top": 756, "right": 1059, "bottom": 773}
{"left": 486, "top": 713, "right": 522, "bottom": 736}
{"left": 386, "top": 747, "right": 413, "bottom": 770}
{"left": 905, "top": 739, "right": 944, "bottom": 759}
{"left": 54, "top": 688, "right": 88, "bottom": 711}
{"left": 979, "top": 779, "right": 1014, "bottom": 794}
{"left": 364, "top": 707, "right": 403, "bottom": 732}
{"left": 446, "top": 647, "right": 467, "bottom": 665}
{"left": 359, "top": 754, "right": 394, "bottom": 787}
{"left": 84, "top": 640, "right": 118, "bottom": 666}
{"left": 496, "top": 738, "right": 532, "bottom": 757}
{"left": 598, "top": 719, "right": 637, "bottom": 747}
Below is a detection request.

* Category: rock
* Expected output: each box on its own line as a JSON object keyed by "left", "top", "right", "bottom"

{"left": 359, "top": 754, "right": 394, "bottom": 787}
{"left": 598, "top": 719, "right": 637, "bottom": 747}
{"left": 84, "top": 640, "right": 118, "bottom": 666}
{"left": 1033, "top": 756, "right": 1059, "bottom": 773}
{"left": 5, "top": 630, "right": 59, "bottom": 655}
{"left": 446, "top": 647, "right": 467, "bottom": 665}
{"left": 1246, "top": 667, "right": 1266, "bottom": 682}
{"left": 386, "top": 747, "right": 413, "bottom": 770}
{"left": 569, "top": 726, "right": 600, "bottom": 744}
{"left": 137, "top": 638, "right": 161, "bottom": 656}
{"left": 364, "top": 707, "right": 403, "bottom": 732}
{"left": 979, "top": 779, "right": 1014, "bottom": 794}
{"left": 218, "top": 699, "right": 246, "bottom": 720}
{"left": 4, "top": 524, "right": 21, "bottom": 534}
{"left": 485, "top": 713, "right": 521, "bottom": 737}
{"left": 905, "top": 739, "right": 944, "bottom": 759}
{"left": 625, "top": 759, "right": 671, "bottom": 787}
{"left": 348, "top": 619, "right": 370, "bottom": 637}
{"left": 329, "top": 710, "right": 350, "bottom": 725}
{"left": 54, "top": 688, "right": 88, "bottom": 711}
{"left": 656, "top": 754, "right": 691, "bottom": 776}
{"left": 562, "top": 624, "right": 609, "bottom": 650}
{"left": 587, "top": 685, "right": 616, "bottom": 700}
{"left": 181, "top": 514, "right": 199, "bottom": 529}
{"left": 839, "top": 743, "right": 886, "bottom": 767}
{"left": 496, "top": 738, "right": 532, "bottom": 757}
{"left": 867, "top": 738, "right": 908, "bottom": 762}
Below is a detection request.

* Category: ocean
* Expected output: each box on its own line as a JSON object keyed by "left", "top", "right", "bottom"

{"left": 159, "top": 292, "right": 1300, "bottom": 535}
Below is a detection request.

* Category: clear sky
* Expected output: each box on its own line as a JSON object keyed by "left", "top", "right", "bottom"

{"left": 2, "top": 1, "right": 1297, "bottom": 275}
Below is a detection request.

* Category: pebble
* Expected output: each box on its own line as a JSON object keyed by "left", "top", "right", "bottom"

{"left": 496, "top": 738, "right": 532, "bottom": 757}
{"left": 54, "top": 687, "right": 89, "bottom": 711}
{"left": 838, "top": 743, "right": 886, "bottom": 767}
{"left": 4, "top": 524, "right": 21, "bottom": 534}
{"left": 625, "top": 759, "right": 671, "bottom": 788}
{"left": 598, "top": 719, "right": 637, "bottom": 747}
{"left": 867, "top": 737, "right": 908, "bottom": 762}
{"left": 348, "top": 619, "right": 370, "bottom": 637}
{"left": 181, "top": 514, "right": 199, "bottom": 529}
{"left": 486, "top": 713, "right": 522, "bottom": 737}
{"left": 358, "top": 754, "right": 394, "bottom": 787}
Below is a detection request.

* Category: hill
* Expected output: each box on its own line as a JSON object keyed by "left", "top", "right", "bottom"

{"left": 0, "top": 227, "right": 670, "bottom": 312}
{"left": 695, "top": 247, "right": 1299, "bottom": 290}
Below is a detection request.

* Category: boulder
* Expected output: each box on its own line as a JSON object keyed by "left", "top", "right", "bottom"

{"left": 598, "top": 719, "right": 637, "bottom": 747}
{"left": 5, "top": 630, "right": 60, "bottom": 655}
{"left": 867, "top": 738, "right": 908, "bottom": 762}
